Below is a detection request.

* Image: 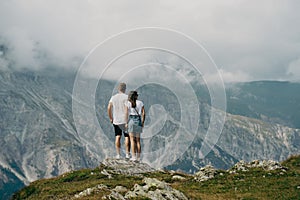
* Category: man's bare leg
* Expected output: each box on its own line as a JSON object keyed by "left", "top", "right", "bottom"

{"left": 115, "top": 135, "right": 121, "bottom": 158}
{"left": 125, "top": 136, "right": 130, "bottom": 158}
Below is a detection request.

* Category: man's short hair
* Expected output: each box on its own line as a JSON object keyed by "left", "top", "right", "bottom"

{"left": 118, "top": 83, "right": 126, "bottom": 92}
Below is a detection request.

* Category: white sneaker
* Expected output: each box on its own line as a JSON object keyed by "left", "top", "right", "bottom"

{"left": 116, "top": 154, "right": 121, "bottom": 159}
{"left": 130, "top": 157, "right": 136, "bottom": 162}
{"left": 125, "top": 154, "right": 130, "bottom": 159}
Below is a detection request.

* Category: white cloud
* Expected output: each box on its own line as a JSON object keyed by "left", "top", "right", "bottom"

{"left": 0, "top": 0, "right": 300, "bottom": 82}
{"left": 3, "top": 27, "right": 40, "bottom": 70}
{"left": 287, "top": 58, "right": 300, "bottom": 81}
{"left": 204, "top": 69, "right": 252, "bottom": 84}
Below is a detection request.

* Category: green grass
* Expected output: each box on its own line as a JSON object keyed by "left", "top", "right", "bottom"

{"left": 12, "top": 155, "right": 300, "bottom": 200}
{"left": 171, "top": 155, "right": 300, "bottom": 199}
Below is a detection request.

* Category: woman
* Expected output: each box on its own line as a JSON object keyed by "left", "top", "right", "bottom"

{"left": 125, "top": 91, "right": 145, "bottom": 162}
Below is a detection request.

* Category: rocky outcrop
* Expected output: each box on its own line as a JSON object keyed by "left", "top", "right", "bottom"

{"left": 124, "top": 177, "right": 188, "bottom": 200}
{"left": 194, "top": 165, "right": 217, "bottom": 182}
{"left": 74, "top": 177, "right": 188, "bottom": 200}
{"left": 194, "top": 159, "right": 290, "bottom": 182}
{"left": 73, "top": 184, "right": 109, "bottom": 199}
{"left": 101, "top": 158, "right": 156, "bottom": 176}
{"left": 72, "top": 159, "right": 188, "bottom": 200}
{"left": 229, "top": 159, "right": 288, "bottom": 173}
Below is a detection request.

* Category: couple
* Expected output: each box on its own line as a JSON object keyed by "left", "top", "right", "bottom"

{"left": 107, "top": 83, "right": 145, "bottom": 162}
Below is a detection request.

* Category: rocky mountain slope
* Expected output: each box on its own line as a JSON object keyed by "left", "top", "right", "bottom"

{"left": 226, "top": 81, "right": 300, "bottom": 128}
{"left": 0, "top": 70, "right": 299, "bottom": 199}
{"left": 12, "top": 155, "right": 300, "bottom": 199}
{"left": 166, "top": 109, "right": 300, "bottom": 173}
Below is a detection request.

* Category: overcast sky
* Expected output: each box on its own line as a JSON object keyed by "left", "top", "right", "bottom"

{"left": 0, "top": 0, "right": 300, "bottom": 82}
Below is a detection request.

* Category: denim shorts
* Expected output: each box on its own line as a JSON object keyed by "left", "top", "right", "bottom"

{"left": 128, "top": 115, "right": 142, "bottom": 133}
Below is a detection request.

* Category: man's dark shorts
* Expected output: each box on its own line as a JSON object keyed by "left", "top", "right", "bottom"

{"left": 113, "top": 124, "right": 129, "bottom": 137}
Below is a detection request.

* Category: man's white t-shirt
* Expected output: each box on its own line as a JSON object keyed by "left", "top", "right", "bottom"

{"left": 109, "top": 93, "right": 128, "bottom": 125}
{"left": 126, "top": 100, "right": 144, "bottom": 116}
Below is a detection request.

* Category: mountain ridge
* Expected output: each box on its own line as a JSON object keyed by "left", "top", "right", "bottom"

{"left": 226, "top": 80, "right": 300, "bottom": 128}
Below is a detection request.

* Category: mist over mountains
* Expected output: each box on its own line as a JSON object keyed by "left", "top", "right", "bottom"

{"left": 0, "top": 69, "right": 299, "bottom": 199}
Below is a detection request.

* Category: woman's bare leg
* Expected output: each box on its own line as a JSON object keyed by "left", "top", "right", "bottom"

{"left": 135, "top": 133, "right": 141, "bottom": 160}
{"left": 129, "top": 133, "right": 136, "bottom": 159}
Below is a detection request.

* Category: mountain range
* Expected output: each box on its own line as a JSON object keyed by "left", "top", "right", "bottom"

{"left": 0, "top": 69, "right": 299, "bottom": 199}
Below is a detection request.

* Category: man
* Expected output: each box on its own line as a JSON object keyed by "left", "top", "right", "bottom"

{"left": 107, "top": 83, "right": 130, "bottom": 159}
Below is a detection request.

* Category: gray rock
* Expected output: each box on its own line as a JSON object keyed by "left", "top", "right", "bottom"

{"left": 102, "top": 191, "right": 125, "bottom": 200}
{"left": 97, "top": 184, "right": 109, "bottom": 190}
{"left": 144, "top": 177, "right": 170, "bottom": 190}
{"left": 125, "top": 184, "right": 148, "bottom": 198}
{"left": 228, "top": 159, "right": 288, "bottom": 174}
{"left": 101, "top": 158, "right": 156, "bottom": 176}
{"left": 194, "top": 165, "right": 217, "bottom": 182}
{"left": 74, "top": 187, "right": 94, "bottom": 198}
{"left": 125, "top": 177, "right": 188, "bottom": 200}
{"left": 73, "top": 184, "right": 109, "bottom": 199}
{"left": 172, "top": 175, "right": 186, "bottom": 180}
{"left": 101, "top": 169, "right": 113, "bottom": 179}
{"left": 113, "top": 185, "right": 128, "bottom": 193}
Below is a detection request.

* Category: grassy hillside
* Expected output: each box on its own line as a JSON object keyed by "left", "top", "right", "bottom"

{"left": 12, "top": 155, "right": 300, "bottom": 200}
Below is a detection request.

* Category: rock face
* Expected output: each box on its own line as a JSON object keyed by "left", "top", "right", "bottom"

{"left": 226, "top": 81, "right": 300, "bottom": 129}
{"left": 171, "top": 107, "right": 300, "bottom": 173}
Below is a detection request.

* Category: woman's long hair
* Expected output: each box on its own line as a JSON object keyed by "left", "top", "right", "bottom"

{"left": 128, "top": 91, "right": 138, "bottom": 108}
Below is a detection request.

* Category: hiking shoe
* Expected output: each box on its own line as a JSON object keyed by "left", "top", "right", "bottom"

{"left": 130, "top": 157, "right": 136, "bottom": 162}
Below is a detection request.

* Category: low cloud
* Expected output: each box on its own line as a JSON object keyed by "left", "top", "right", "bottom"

{"left": 0, "top": 0, "right": 300, "bottom": 82}
{"left": 287, "top": 58, "right": 300, "bottom": 81}
{"left": 204, "top": 69, "right": 252, "bottom": 84}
